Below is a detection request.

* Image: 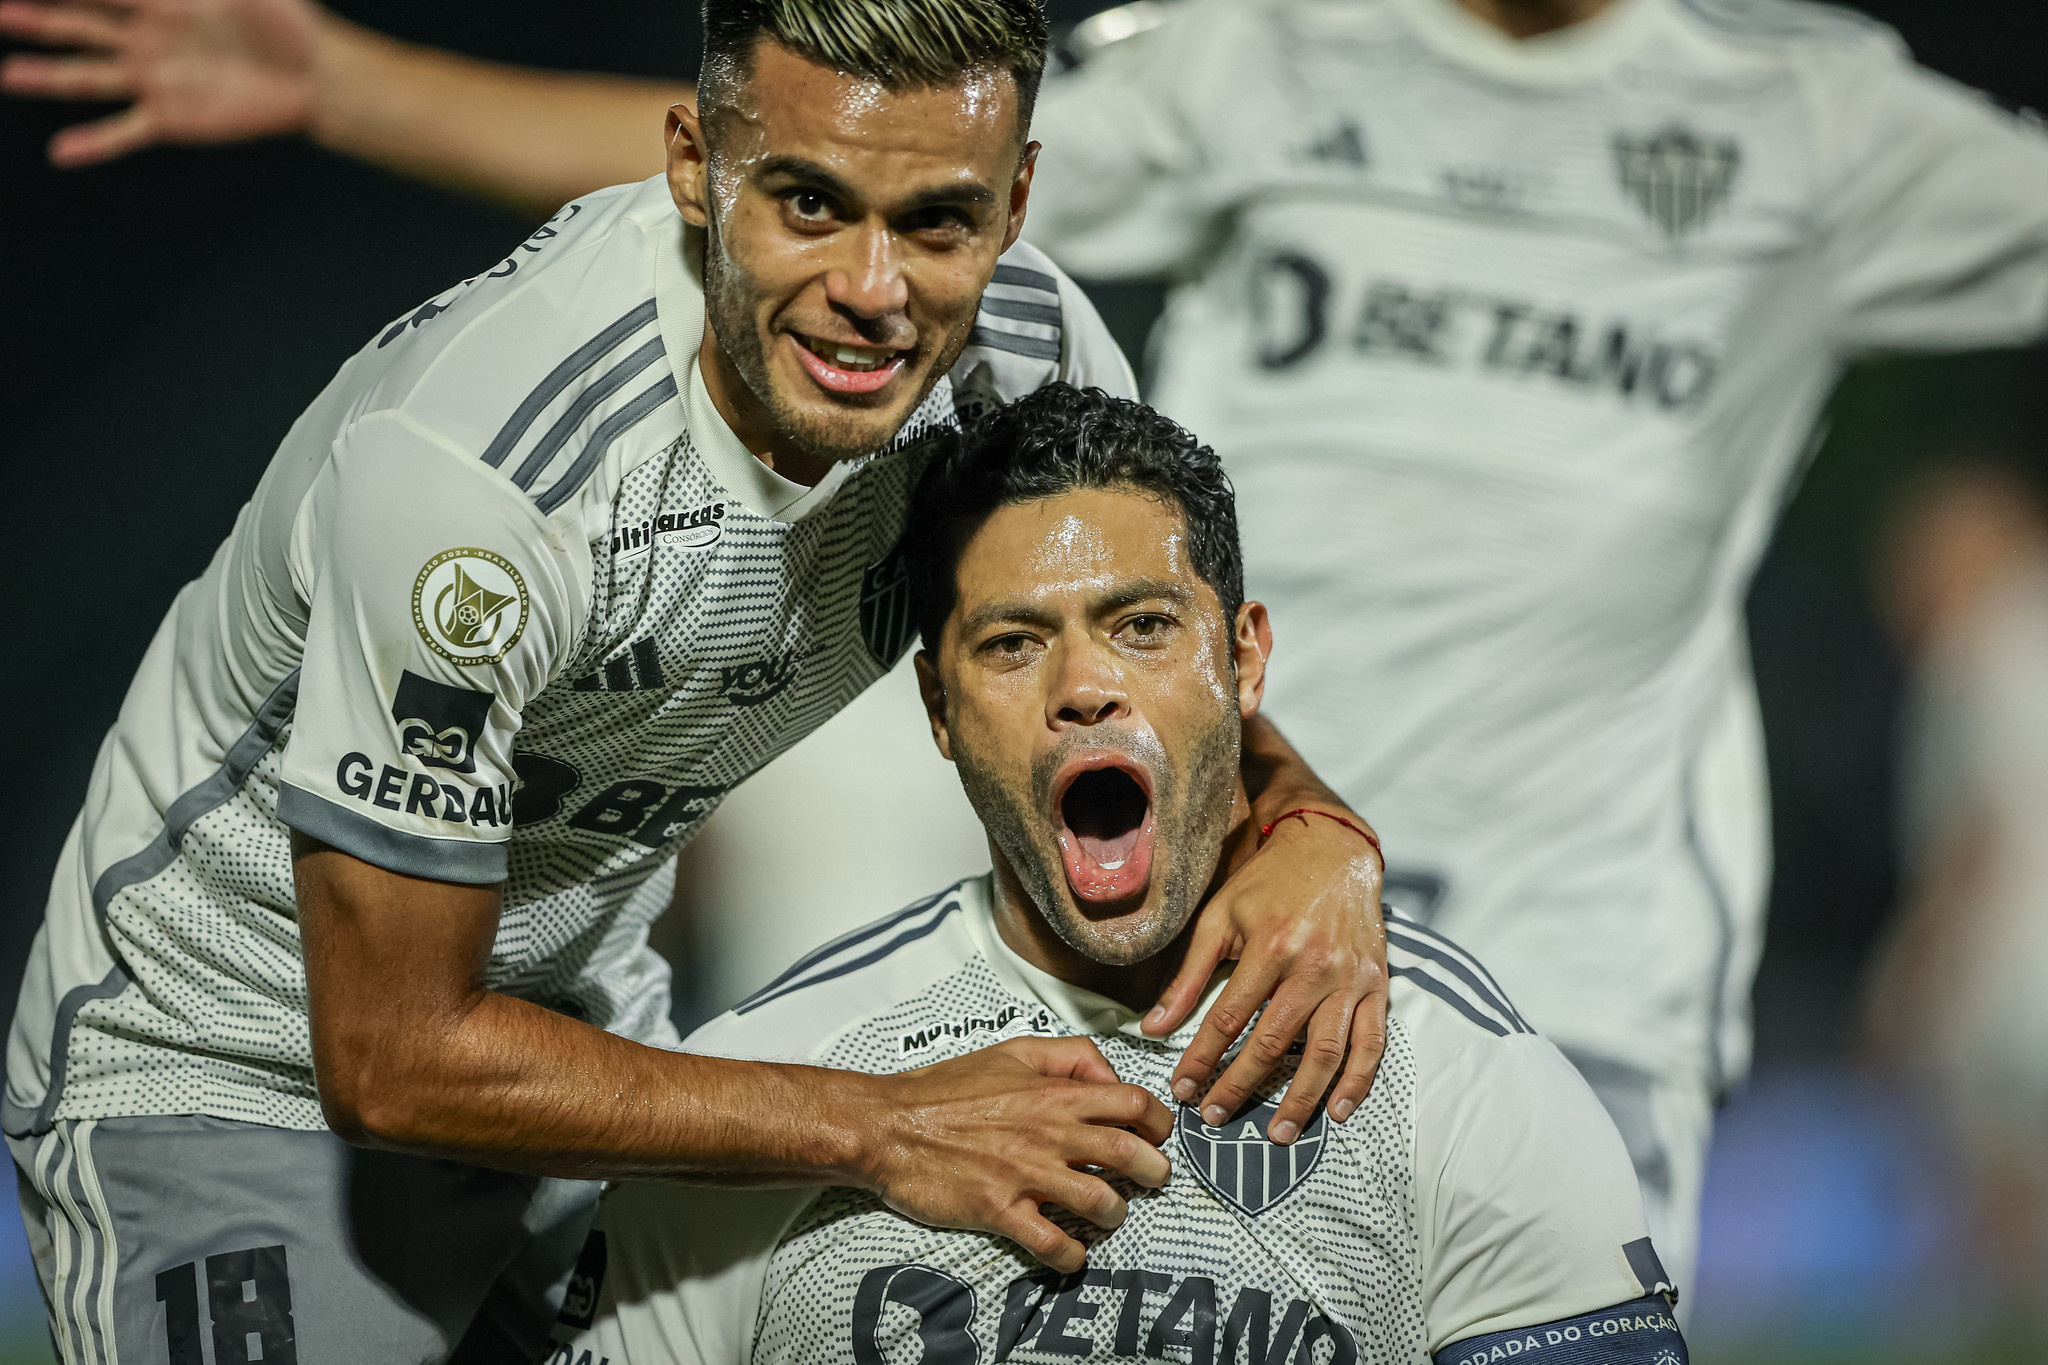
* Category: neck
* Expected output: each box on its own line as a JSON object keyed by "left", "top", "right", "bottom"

{"left": 696, "top": 321, "right": 836, "bottom": 488}
{"left": 1449, "top": 0, "right": 1619, "bottom": 39}
{"left": 988, "top": 783, "right": 1261, "bottom": 1015}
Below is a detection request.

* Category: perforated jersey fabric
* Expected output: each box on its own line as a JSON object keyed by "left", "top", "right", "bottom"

{"left": 556, "top": 876, "right": 1663, "bottom": 1365}
{"left": 3, "top": 175, "right": 1135, "bottom": 1136}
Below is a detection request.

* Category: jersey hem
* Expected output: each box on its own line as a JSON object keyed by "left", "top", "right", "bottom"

{"left": 277, "top": 783, "right": 508, "bottom": 885}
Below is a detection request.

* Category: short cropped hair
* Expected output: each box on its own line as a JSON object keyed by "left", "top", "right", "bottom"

{"left": 700, "top": 0, "right": 1049, "bottom": 132}
{"left": 906, "top": 384, "right": 1244, "bottom": 654}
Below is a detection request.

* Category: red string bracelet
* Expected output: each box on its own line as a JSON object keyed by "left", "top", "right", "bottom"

{"left": 1259, "top": 807, "right": 1382, "bottom": 853}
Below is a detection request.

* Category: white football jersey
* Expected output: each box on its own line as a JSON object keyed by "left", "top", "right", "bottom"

{"left": 2, "top": 175, "right": 1134, "bottom": 1137}
{"left": 1025, "top": 0, "right": 2048, "bottom": 1085}
{"left": 551, "top": 876, "right": 1678, "bottom": 1365}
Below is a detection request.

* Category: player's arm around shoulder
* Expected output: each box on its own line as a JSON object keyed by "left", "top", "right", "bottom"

{"left": 1396, "top": 935, "right": 1686, "bottom": 1364}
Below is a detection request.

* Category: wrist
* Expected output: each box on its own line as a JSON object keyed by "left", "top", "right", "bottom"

{"left": 306, "top": 10, "right": 398, "bottom": 153}
{"left": 807, "top": 1067, "right": 898, "bottom": 1191}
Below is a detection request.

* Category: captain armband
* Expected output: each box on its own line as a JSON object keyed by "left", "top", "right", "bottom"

{"left": 1435, "top": 1297, "right": 1686, "bottom": 1365}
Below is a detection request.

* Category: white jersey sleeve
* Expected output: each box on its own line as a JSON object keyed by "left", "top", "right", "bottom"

{"left": 1393, "top": 931, "right": 1663, "bottom": 1353}
{"left": 1023, "top": 0, "right": 1226, "bottom": 277}
{"left": 1821, "top": 34, "right": 2048, "bottom": 351}
{"left": 275, "top": 411, "right": 589, "bottom": 884}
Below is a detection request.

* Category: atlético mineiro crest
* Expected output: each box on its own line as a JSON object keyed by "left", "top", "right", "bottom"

{"left": 1611, "top": 125, "right": 1741, "bottom": 239}
{"left": 1178, "top": 1094, "right": 1327, "bottom": 1215}
{"left": 860, "top": 544, "right": 917, "bottom": 666}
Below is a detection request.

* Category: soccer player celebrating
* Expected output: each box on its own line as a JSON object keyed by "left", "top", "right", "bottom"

{"left": 548, "top": 383, "right": 1686, "bottom": 1365}
{"left": 0, "top": 4, "right": 1388, "bottom": 1357}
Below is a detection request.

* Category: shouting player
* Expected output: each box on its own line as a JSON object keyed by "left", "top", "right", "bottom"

{"left": 549, "top": 384, "right": 1687, "bottom": 1365}
{"left": 1, "top": 4, "right": 1389, "bottom": 1359}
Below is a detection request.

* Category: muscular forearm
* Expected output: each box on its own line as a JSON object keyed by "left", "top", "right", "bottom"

{"left": 318, "top": 985, "right": 871, "bottom": 1183}
{"left": 313, "top": 12, "right": 688, "bottom": 219}
{"left": 1240, "top": 712, "right": 1365, "bottom": 826}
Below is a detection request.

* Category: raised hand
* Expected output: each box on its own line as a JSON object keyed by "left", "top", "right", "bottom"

{"left": 0, "top": 0, "right": 323, "bottom": 166}
{"left": 859, "top": 1035, "right": 1174, "bottom": 1274}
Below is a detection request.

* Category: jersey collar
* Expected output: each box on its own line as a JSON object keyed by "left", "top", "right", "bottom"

{"left": 959, "top": 874, "right": 1231, "bottom": 1049}
{"left": 1386, "top": 0, "right": 1662, "bottom": 86}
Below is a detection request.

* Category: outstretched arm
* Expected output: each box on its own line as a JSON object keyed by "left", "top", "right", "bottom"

{"left": 1146, "top": 713, "right": 1388, "bottom": 1144}
{"left": 295, "top": 836, "right": 1173, "bottom": 1274}
{"left": 0, "top": 0, "right": 685, "bottom": 217}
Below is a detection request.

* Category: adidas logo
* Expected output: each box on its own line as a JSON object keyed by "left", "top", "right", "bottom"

{"left": 571, "top": 639, "right": 666, "bottom": 693}
{"left": 1303, "top": 118, "right": 1368, "bottom": 168}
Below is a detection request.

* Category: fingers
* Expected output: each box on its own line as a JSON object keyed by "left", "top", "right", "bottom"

{"left": 1262, "top": 989, "right": 1352, "bottom": 1140}
{"left": 48, "top": 103, "right": 156, "bottom": 165}
{"left": 1191, "top": 961, "right": 1325, "bottom": 1132}
{"left": 1001, "top": 1033, "right": 1118, "bottom": 1086}
{"left": 0, "top": 1, "right": 127, "bottom": 51}
{"left": 0, "top": 51, "right": 134, "bottom": 101}
{"left": 997, "top": 1205, "right": 1087, "bottom": 1275}
{"left": 1168, "top": 952, "right": 1280, "bottom": 1113}
{"left": 1141, "top": 904, "right": 1232, "bottom": 1041}
{"left": 1067, "top": 1119, "right": 1172, "bottom": 1190}
{"left": 1325, "top": 991, "right": 1387, "bottom": 1125}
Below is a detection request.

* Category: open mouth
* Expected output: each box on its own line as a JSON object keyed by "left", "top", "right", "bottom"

{"left": 1055, "top": 758, "right": 1157, "bottom": 904}
{"left": 790, "top": 332, "right": 909, "bottom": 395}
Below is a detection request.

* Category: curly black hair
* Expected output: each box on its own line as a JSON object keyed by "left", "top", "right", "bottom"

{"left": 904, "top": 383, "right": 1243, "bottom": 654}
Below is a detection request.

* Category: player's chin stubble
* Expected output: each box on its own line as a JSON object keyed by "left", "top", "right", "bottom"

{"left": 954, "top": 716, "right": 1241, "bottom": 969}
{"left": 701, "top": 221, "right": 958, "bottom": 466}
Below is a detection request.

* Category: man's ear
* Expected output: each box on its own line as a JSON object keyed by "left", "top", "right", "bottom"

{"left": 667, "top": 101, "right": 712, "bottom": 229}
{"left": 1233, "top": 601, "right": 1272, "bottom": 719}
{"left": 913, "top": 649, "right": 956, "bottom": 761}
{"left": 1002, "top": 140, "right": 1039, "bottom": 253}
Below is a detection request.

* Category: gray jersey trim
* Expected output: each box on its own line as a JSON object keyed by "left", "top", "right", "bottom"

{"left": 976, "top": 296, "right": 1065, "bottom": 328}
{"left": 509, "top": 333, "right": 669, "bottom": 492}
{"left": 990, "top": 264, "right": 1060, "bottom": 293}
{"left": 277, "top": 783, "right": 508, "bottom": 885}
{"left": 966, "top": 327, "right": 1064, "bottom": 362}
{"left": 1389, "top": 965, "right": 1511, "bottom": 1039}
{"left": 9, "top": 670, "right": 304, "bottom": 1138}
{"left": 533, "top": 373, "right": 680, "bottom": 515}
{"left": 480, "top": 299, "right": 660, "bottom": 471}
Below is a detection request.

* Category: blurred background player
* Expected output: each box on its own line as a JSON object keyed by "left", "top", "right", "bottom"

{"left": 1863, "top": 458, "right": 2048, "bottom": 1347}
{"left": 13, "top": 0, "right": 2048, "bottom": 1307}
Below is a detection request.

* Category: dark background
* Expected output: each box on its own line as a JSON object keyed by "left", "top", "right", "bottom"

{"left": 4, "top": 0, "right": 2047, "bottom": 1073}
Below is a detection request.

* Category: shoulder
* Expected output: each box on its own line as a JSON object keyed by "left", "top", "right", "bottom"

{"left": 1386, "top": 915, "right": 1535, "bottom": 1049}
{"left": 951, "top": 242, "right": 1137, "bottom": 419}
{"left": 1668, "top": 0, "right": 1902, "bottom": 53}
{"left": 331, "top": 177, "right": 684, "bottom": 518}
{"left": 684, "top": 879, "right": 988, "bottom": 1063}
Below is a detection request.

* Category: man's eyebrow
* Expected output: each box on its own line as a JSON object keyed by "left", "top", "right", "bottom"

{"left": 754, "top": 155, "right": 859, "bottom": 203}
{"left": 957, "top": 579, "right": 1196, "bottom": 637}
{"left": 959, "top": 599, "right": 1063, "bottom": 637}
{"left": 754, "top": 155, "right": 995, "bottom": 215}
{"left": 1097, "top": 579, "right": 1196, "bottom": 613}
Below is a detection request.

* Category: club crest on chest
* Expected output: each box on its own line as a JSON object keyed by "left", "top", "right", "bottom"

{"left": 860, "top": 544, "right": 917, "bottom": 666}
{"left": 1177, "top": 1090, "right": 1328, "bottom": 1215}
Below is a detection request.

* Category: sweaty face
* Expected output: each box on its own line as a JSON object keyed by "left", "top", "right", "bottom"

{"left": 678, "top": 42, "right": 1032, "bottom": 468}
{"left": 928, "top": 489, "right": 1253, "bottom": 969}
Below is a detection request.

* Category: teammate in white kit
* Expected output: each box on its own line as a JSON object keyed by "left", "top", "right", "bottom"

{"left": 1, "top": 5, "right": 1393, "bottom": 1358}
{"left": 550, "top": 384, "right": 1686, "bottom": 1365}
{"left": 20, "top": 0, "right": 2048, "bottom": 1303}
{"left": 1016, "top": 0, "right": 2048, "bottom": 1290}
